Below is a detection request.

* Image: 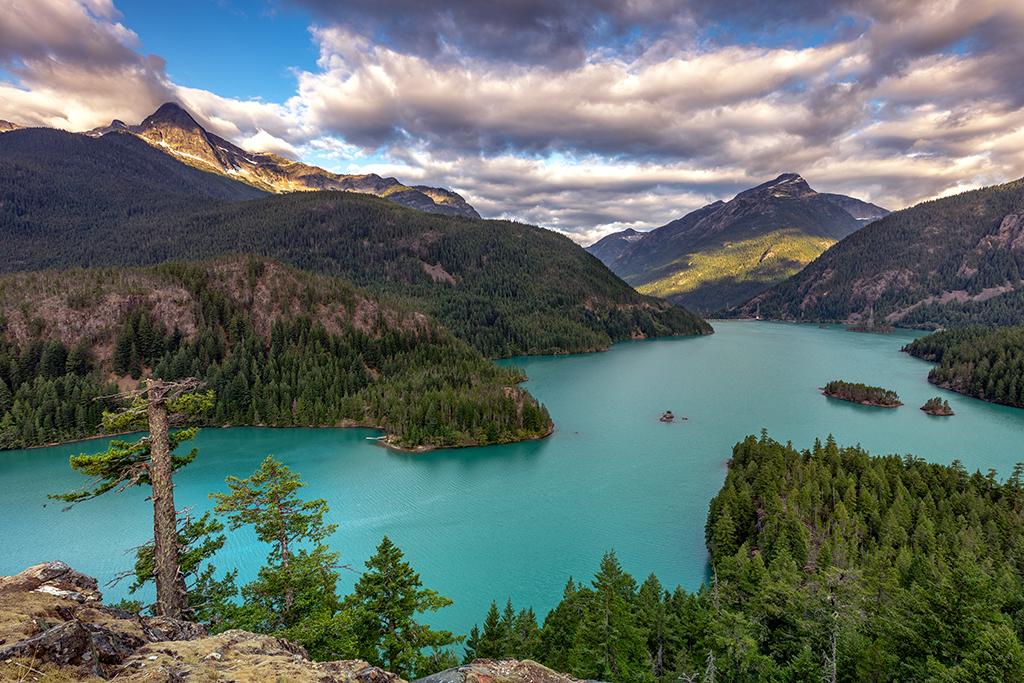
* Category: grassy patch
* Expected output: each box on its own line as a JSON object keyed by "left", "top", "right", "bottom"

{"left": 636, "top": 229, "right": 835, "bottom": 300}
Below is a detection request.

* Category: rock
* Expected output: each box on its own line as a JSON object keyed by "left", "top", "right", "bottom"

{"left": 0, "top": 561, "right": 103, "bottom": 603}
{"left": 0, "top": 619, "right": 146, "bottom": 677}
{"left": 415, "top": 659, "right": 602, "bottom": 683}
{"left": 660, "top": 411, "right": 675, "bottom": 423}
{"left": 119, "top": 630, "right": 403, "bottom": 682}
{"left": 0, "top": 562, "right": 205, "bottom": 679}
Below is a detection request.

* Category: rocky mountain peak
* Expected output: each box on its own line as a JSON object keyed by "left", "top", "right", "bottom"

{"left": 0, "top": 119, "right": 22, "bottom": 133}
{"left": 140, "top": 102, "right": 204, "bottom": 132}
{"left": 78, "top": 102, "right": 480, "bottom": 218}
{"left": 737, "top": 172, "right": 815, "bottom": 201}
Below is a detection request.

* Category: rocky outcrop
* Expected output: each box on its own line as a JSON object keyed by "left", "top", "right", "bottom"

{"left": 0, "top": 564, "right": 580, "bottom": 683}
{"left": 118, "top": 630, "right": 401, "bottom": 683}
{"left": 416, "top": 659, "right": 596, "bottom": 683}
{"left": 0, "top": 562, "right": 205, "bottom": 678}
{"left": 0, "top": 562, "right": 395, "bottom": 681}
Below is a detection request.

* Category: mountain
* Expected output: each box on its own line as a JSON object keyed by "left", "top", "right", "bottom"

{"left": 0, "top": 126, "right": 711, "bottom": 358}
{"left": 0, "top": 120, "right": 20, "bottom": 133}
{"left": 586, "top": 227, "right": 645, "bottom": 264}
{"left": 0, "top": 127, "right": 266, "bottom": 230}
{"left": 732, "top": 177, "right": 1024, "bottom": 326}
{"left": 0, "top": 256, "right": 551, "bottom": 450}
{"left": 84, "top": 102, "right": 479, "bottom": 218}
{"left": 587, "top": 174, "right": 888, "bottom": 313}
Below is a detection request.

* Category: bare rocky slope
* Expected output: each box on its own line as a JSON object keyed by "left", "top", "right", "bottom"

{"left": 0, "top": 562, "right": 586, "bottom": 683}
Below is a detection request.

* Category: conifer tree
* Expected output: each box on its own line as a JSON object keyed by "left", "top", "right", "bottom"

{"left": 211, "top": 456, "right": 341, "bottom": 632}
{"left": 346, "top": 536, "right": 459, "bottom": 678}
{"left": 121, "top": 510, "right": 237, "bottom": 623}
{"left": 570, "top": 551, "right": 651, "bottom": 683}
{"left": 476, "top": 601, "right": 504, "bottom": 658}
{"left": 52, "top": 378, "right": 212, "bottom": 619}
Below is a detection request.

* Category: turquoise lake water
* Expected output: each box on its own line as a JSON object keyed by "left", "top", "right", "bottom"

{"left": 2, "top": 321, "right": 1023, "bottom": 637}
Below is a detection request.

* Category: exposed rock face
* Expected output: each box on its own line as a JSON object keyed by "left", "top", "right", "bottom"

{"left": 0, "top": 119, "right": 21, "bottom": 133}
{"left": 415, "top": 659, "right": 597, "bottom": 683}
{"left": 86, "top": 102, "right": 479, "bottom": 219}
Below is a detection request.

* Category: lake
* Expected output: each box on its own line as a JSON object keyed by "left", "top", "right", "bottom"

{"left": 2, "top": 321, "right": 1023, "bottom": 637}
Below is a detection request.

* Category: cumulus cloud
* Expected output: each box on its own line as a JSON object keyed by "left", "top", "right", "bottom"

{"left": 2, "top": 0, "right": 1023, "bottom": 244}
{"left": 0, "top": 0, "right": 172, "bottom": 129}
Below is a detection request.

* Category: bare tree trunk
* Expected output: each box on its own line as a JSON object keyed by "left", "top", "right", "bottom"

{"left": 148, "top": 380, "right": 186, "bottom": 619}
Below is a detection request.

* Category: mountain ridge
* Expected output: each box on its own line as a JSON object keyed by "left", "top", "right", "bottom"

{"left": 587, "top": 174, "right": 888, "bottom": 312}
{"left": 81, "top": 102, "right": 480, "bottom": 218}
{"left": 730, "top": 176, "right": 1024, "bottom": 326}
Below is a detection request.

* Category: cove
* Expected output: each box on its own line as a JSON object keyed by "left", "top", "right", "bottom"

{"left": 2, "top": 321, "right": 1023, "bottom": 638}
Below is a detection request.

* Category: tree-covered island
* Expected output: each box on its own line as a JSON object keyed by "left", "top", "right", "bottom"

{"left": 822, "top": 380, "right": 902, "bottom": 407}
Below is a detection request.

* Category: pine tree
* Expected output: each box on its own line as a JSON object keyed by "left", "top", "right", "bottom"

{"left": 122, "top": 510, "right": 237, "bottom": 623}
{"left": 476, "top": 601, "right": 504, "bottom": 658}
{"left": 570, "top": 551, "right": 652, "bottom": 683}
{"left": 212, "top": 455, "right": 340, "bottom": 632}
{"left": 345, "top": 536, "right": 459, "bottom": 678}
{"left": 51, "top": 379, "right": 212, "bottom": 619}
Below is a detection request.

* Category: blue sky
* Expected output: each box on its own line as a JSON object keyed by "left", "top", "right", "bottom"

{"left": 114, "top": 0, "right": 315, "bottom": 101}
{"left": 2, "top": 0, "right": 1023, "bottom": 244}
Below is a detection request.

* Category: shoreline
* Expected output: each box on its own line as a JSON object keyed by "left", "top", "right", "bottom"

{"left": 5, "top": 421, "right": 558, "bottom": 456}
{"left": 378, "top": 423, "right": 556, "bottom": 454}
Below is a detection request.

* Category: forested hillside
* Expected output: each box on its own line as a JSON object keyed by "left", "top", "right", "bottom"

{"left": 733, "top": 178, "right": 1024, "bottom": 326}
{"left": 1, "top": 130, "right": 265, "bottom": 274}
{"left": 0, "top": 130, "right": 711, "bottom": 356}
{"left": 904, "top": 326, "right": 1024, "bottom": 408}
{"left": 467, "top": 433, "right": 1024, "bottom": 681}
{"left": 0, "top": 257, "right": 551, "bottom": 450}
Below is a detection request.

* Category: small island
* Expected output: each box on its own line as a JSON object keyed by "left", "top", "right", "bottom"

{"left": 921, "top": 396, "right": 954, "bottom": 416}
{"left": 822, "top": 380, "right": 902, "bottom": 408}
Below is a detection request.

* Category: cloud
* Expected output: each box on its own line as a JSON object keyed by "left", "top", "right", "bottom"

{"left": 1, "top": 0, "right": 1023, "bottom": 245}
{"left": 0, "top": 0, "right": 173, "bottom": 129}
{"left": 298, "top": 27, "right": 859, "bottom": 160}
{"left": 288, "top": 0, "right": 684, "bottom": 67}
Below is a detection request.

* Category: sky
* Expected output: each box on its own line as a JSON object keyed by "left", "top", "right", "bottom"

{"left": 2, "top": 1, "right": 1023, "bottom": 245}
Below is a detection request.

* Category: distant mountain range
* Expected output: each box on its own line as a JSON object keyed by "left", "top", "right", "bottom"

{"left": 731, "top": 177, "right": 1024, "bottom": 327}
{"left": 587, "top": 174, "right": 888, "bottom": 313}
{"left": 2, "top": 102, "right": 479, "bottom": 218}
